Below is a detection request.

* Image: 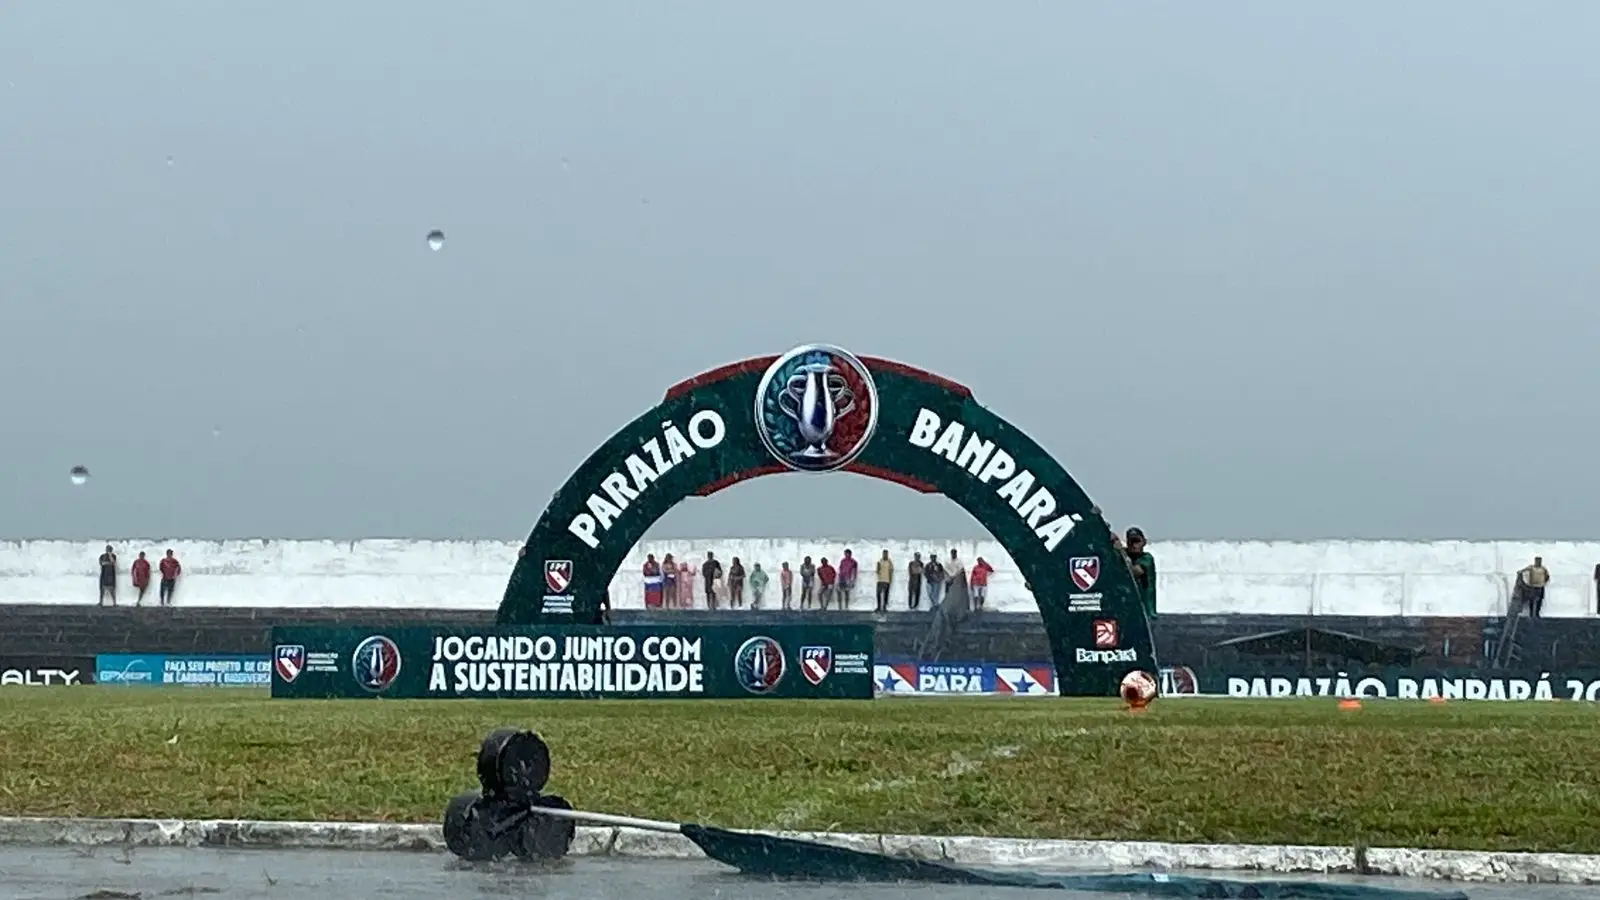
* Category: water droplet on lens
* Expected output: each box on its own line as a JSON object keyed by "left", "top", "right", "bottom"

{"left": 165, "top": 155, "right": 175, "bottom": 167}
{"left": 69, "top": 466, "right": 90, "bottom": 486}
{"left": 426, "top": 230, "right": 445, "bottom": 251}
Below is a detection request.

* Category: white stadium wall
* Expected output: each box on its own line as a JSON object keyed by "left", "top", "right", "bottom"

{"left": 0, "top": 538, "right": 1594, "bottom": 617}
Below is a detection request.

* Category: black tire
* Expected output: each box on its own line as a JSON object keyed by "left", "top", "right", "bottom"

{"left": 477, "top": 728, "right": 551, "bottom": 803}
{"left": 442, "top": 792, "right": 501, "bottom": 861}
{"left": 515, "top": 794, "right": 577, "bottom": 861}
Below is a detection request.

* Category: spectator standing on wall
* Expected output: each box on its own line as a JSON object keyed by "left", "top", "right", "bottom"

{"left": 817, "top": 557, "right": 838, "bottom": 610}
{"left": 728, "top": 557, "right": 746, "bottom": 608}
{"left": 874, "top": 550, "right": 894, "bottom": 613}
{"left": 970, "top": 556, "right": 993, "bottom": 611}
{"left": 907, "top": 553, "right": 923, "bottom": 610}
{"left": 799, "top": 557, "right": 816, "bottom": 609}
{"left": 1594, "top": 562, "right": 1599, "bottom": 615}
{"left": 749, "top": 563, "right": 768, "bottom": 608}
{"left": 779, "top": 562, "right": 794, "bottom": 609}
{"left": 945, "top": 549, "right": 965, "bottom": 602}
{"left": 923, "top": 554, "right": 945, "bottom": 611}
{"left": 130, "top": 552, "right": 152, "bottom": 606}
{"left": 158, "top": 549, "right": 181, "bottom": 606}
{"left": 97, "top": 545, "right": 118, "bottom": 606}
{"left": 1121, "top": 528, "right": 1157, "bottom": 619}
{"left": 1517, "top": 556, "right": 1550, "bottom": 619}
{"left": 642, "top": 554, "right": 664, "bottom": 609}
{"left": 680, "top": 559, "right": 697, "bottom": 608}
{"left": 837, "top": 549, "right": 858, "bottom": 610}
{"left": 662, "top": 553, "right": 678, "bottom": 608}
{"left": 702, "top": 552, "right": 722, "bottom": 611}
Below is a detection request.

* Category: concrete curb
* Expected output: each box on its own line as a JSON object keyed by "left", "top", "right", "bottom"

{"left": 0, "top": 817, "right": 1596, "bottom": 885}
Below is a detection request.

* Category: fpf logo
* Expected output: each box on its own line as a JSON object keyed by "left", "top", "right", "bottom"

{"left": 1069, "top": 556, "right": 1100, "bottom": 592}
{"left": 273, "top": 645, "right": 306, "bottom": 683}
{"left": 545, "top": 560, "right": 573, "bottom": 594}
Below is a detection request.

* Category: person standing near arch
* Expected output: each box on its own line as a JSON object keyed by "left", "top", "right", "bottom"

{"left": 702, "top": 552, "right": 723, "bottom": 611}
{"left": 874, "top": 550, "right": 894, "bottom": 613}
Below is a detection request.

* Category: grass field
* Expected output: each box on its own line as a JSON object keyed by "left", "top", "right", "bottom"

{"left": 1, "top": 688, "right": 1597, "bottom": 854}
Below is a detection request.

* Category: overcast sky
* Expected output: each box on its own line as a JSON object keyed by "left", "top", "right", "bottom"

{"left": 3, "top": 2, "right": 1596, "bottom": 543}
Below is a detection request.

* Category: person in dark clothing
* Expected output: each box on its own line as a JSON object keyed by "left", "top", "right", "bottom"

{"left": 907, "top": 553, "right": 923, "bottom": 610}
{"left": 97, "top": 545, "right": 118, "bottom": 606}
{"left": 701, "top": 552, "right": 723, "bottom": 611}
{"left": 591, "top": 590, "right": 612, "bottom": 625}
{"left": 1121, "top": 527, "right": 1157, "bottom": 620}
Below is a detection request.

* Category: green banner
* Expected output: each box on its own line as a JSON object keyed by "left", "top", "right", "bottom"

{"left": 270, "top": 624, "right": 874, "bottom": 700}
{"left": 1165, "top": 665, "right": 1600, "bottom": 702}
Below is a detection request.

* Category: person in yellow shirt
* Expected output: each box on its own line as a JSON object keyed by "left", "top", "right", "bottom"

{"left": 1517, "top": 556, "right": 1551, "bottom": 618}
{"left": 874, "top": 550, "right": 894, "bottom": 613}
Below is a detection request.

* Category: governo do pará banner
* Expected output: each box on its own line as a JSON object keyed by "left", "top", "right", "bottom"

{"left": 269, "top": 624, "right": 874, "bottom": 700}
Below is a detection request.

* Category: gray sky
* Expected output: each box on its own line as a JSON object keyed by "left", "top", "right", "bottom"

{"left": 3, "top": 2, "right": 1597, "bottom": 543}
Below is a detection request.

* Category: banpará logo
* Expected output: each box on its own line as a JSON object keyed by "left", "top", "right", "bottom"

{"left": 1076, "top": 647, "right": 1138, "bottom": 664}
{"left": 352, "top": 635, "right": 403, "bottom": 692}
{"left": 754, "top": 344, "right": 879, "bottom": 473}
{"left": 733, "top": 635, "right": 787, "bottom": 694}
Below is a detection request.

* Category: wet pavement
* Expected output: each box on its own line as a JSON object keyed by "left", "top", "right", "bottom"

{"left": 0, "top": 845, "right": 1586, "bottom": 900}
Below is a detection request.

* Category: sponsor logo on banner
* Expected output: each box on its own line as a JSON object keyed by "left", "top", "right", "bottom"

{"left": 1076, "top": 647, "right": 1138, "bottom": 664}
{"left": 545, "top": 560, "right": 573, "bottom": 593}
{"left": 1067, "top": 595, "right": 1102, "bottom": 612}
{"left": 733, "top": 636, "right": 786, "bottom": 694}
{"left": 994, "top": 666, "right": 1055, "bottom": 695}
{"left": 915, "top": 662, "right": 987, "bottom": 694}
{"left": 799, "top": 646, "right": 833, "bottom": 685}
{"left": 543, "top": 560, "right": 576, "bottom": 614}
{"left": 352, "top": 636, "right": 403, "bottom": 692}
{"left": 1070, "top": 557, "right": 1100, "bottom": 592}
{"left": 274, "top": 645, "right": 306, "bottom": 683}
{"left": 0, "top": 667, "right": 86, "bottom": 686}
{"left": 1093, "top": 619, "right": 1119, "bottom": 649}
{"left": 874, "top": 663, "right": 919, "bottom": 694}
{"left": 96, "top": 655, "right": 158, "bottom": 684}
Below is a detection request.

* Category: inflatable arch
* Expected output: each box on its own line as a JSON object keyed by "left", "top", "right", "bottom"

{"left": 499, "top": 345, "right": 1156, "bottom": 697}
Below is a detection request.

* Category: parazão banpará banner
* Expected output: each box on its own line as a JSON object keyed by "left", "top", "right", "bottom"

{"left": 1166, "top": 665, "right": 1600, "bottom": 702}
{"left": 269, "top": 624, "right": 874, "bottom": 700}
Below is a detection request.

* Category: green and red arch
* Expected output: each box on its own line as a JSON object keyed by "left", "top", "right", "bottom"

{"left": 499, "top": 345, "right": 1156, "bottom": 697}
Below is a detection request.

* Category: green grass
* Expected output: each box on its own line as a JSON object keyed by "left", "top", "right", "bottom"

{"left": 1, "top": 688, "right": 1597, "bottom": 854}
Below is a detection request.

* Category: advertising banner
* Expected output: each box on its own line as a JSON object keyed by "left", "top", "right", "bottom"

{"left": 269, "top": 624, "right": 875, "bottom": 700}
{"left": 0, "top": 655, "right": 96, "bottom": 686}
{"left": 873, "top": 660, "right": 1057, "bottom": 695}
{"left": 95, "top": 654, "right": 271, "bottom": 687}
{"left": 873, "top": 662, "right": 1203, "bottom": 697}
{"left": 1209, "top": 667, "right": 1600, "bottom": 702}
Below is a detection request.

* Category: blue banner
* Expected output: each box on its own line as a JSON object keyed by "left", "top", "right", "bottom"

{"left": 872, "top": 659, "right": 1056, "bottom": 696}
{"left": 95, "top": 654, "right": 270, "bottom": 687}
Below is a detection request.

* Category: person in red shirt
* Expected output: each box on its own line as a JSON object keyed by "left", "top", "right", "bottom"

{"left": 816, "top": 557, "right": 837, "bottom": 610}
{"left": 970, "top": 556, "right": 994, "bottom": 612}
{"left": 157, "top": 549, "right": 181, "bottom": 606}
{"left": 836, "top": 549, "right": 858, "bottom": 610}
{"left": 130, "top": 552, "right": 152, "bottom": 606}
